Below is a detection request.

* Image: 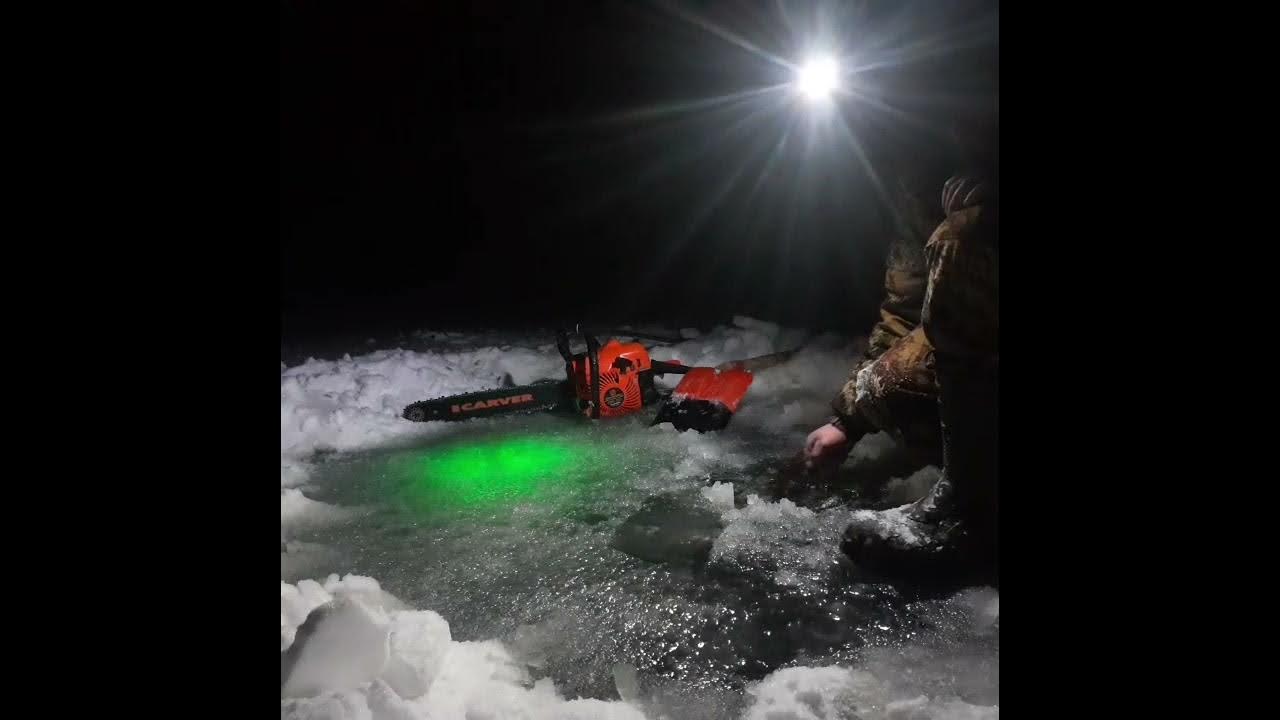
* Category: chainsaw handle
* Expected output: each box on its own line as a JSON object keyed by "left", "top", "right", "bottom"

{"left": 584, "top": 330, "right": 602, "bottom": 419}
{"left": 555, "top": 328, "right": 573, "bottom": 362}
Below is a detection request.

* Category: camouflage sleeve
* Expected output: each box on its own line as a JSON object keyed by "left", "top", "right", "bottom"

{"left": 921, "top": 205, "right": 998, "bottom": 366}
{"left": 866, "top": 243, "right": 928, "bottom": 360}
{"left": 830, "top": 363, "right": 866, "bottom": 427}
{"left": 830, "top": 234, "right": 929, "bottom": 423}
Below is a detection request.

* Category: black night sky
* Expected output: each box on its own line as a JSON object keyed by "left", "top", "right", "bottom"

{"left": 280, "top": 0, "right": 998, "bottom": 345}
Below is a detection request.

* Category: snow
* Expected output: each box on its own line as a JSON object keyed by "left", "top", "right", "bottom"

{"left": 279, "top": 319, "right": 996, "bottom": 719}
{"left": 282, "top": 460, "right": 311, "bottom": 488}
{"left": 281, "top": 575, "right": 648, "bottom": 720}
{"left": 883, "top": 466, "right": 943, "bottom": 506}
{"left": 847, "top": 505, "right": 926, "bottom": 547}
{"left": 741, "top": 665, "right": 997, "bottom": 720}
{"left": 710, "top": 494, "right": 852, "bottom": 594}
{"left": 954, "top": 587, "right": 1000, "bottom": 635}
{"left": 282, "top": 575, "right": 997, "bottom": 720}
{"left": 700, "top": 481, "right": 735, "bottom": 511}
{"left": 282, "top": 488, "right": 354, "bottom": 531}
{"left": 739, "top": 585, "right": 1001, "bottom": 720}
{"left": 646, "top": 318, "right": 786, "bottom": 384}
{"left": 279, "top": 345, "right": 562, "bottom": 459}
{"left": 283, "top": 595, "right": 393, "bottom": 698}
{"left": 850, "top": 432, "right": 898, "bottom": 463}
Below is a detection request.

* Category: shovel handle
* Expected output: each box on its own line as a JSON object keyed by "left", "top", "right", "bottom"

{"left": 715, "top": 349, "right": 798, "bottom": 373}
{"left": 650, "top": 360, "right": 693, "bottom": 376}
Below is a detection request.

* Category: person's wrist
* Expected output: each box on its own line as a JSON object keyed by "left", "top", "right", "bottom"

{"left": 830, "top": 411, "right": 870, "bottom": 442}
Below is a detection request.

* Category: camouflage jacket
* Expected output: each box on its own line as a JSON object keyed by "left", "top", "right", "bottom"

{"left": 832, "top": 174, "right": 995, "bottom": 435}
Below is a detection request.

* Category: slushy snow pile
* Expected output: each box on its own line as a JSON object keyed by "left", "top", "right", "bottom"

{"left": 280, "top": 317, "right": 996, "bottom": 719}
{"left": 709, "top": 489, "right": 852, "bottom": 594}
{"left": 743, "top": 665, "right": 997, "bottom": 720}
{"left": 282, "top": 575, "right": 646, "bottom": 720}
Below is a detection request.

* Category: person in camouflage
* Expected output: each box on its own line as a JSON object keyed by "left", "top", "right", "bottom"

{"left": 804, "top": 125, "right": 999, "bottom": 578}
{"left": 803, "top": 165, "right": 949, "bottom": 469}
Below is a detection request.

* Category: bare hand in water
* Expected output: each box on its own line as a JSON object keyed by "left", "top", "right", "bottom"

{"left": 803, "top": 422, "right": 851, "bottom": 472}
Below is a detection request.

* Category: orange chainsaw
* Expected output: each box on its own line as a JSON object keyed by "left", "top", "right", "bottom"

{"left": 401, "top": 327, "right": 789, "bottom": 432}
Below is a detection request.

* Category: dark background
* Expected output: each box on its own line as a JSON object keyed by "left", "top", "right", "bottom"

{"left": 280, "top": 0, "right": 998, "bottom": 345}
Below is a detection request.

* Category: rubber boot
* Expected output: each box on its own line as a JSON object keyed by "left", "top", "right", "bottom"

{"left": 840, "top": 358, "right": 997, "bottom": 582}
{"left": 839, "top": 470, "right": 967, "bottom": 579}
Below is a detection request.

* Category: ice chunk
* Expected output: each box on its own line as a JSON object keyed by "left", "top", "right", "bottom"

{"left": 379, "top": 610, "right": 452, "bottom": 699}
{"left": 613, "top": 663, "right": 642, "bottom": 704}
{"left": 742, "top": 666, "right": 878, "bottom": 720}
{"left": 282, "top": 597, "right": 391, "bottom": 699}
{"left": 282, "top": 489, "right": 352, "bottom": 531}
{"left": 280, "top": 576, "right": 651, "bottom": 719}
{"left": 699, "top": 481, "right": 735, "bottom": 512}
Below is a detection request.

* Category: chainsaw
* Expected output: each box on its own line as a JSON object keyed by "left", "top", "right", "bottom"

{"left": 401, "top": 327, "right": 786, "bottom": 432}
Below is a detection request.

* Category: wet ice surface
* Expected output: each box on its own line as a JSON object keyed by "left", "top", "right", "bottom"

{"left": 289, "top": 422, "right": 996, "bottom": 718}
{"left": 281, "top": 323, "right": 997, "bottom": 718}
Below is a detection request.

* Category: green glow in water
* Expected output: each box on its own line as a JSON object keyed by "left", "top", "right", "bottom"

{"left": 392, "top": 435, "right": 600, "bottom": 511}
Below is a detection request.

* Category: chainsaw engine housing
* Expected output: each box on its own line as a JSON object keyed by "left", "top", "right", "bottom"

{"left": 567, "top": 338, "right": 659, "bottom": 418}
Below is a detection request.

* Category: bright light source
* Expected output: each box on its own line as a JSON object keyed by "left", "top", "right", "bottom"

{"left": 796, "top": 56, "right": 839, "bottom": 101}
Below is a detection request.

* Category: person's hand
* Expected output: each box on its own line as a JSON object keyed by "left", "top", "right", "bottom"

{"left": 804, "top": 422, "right": 852, "bottom": 471}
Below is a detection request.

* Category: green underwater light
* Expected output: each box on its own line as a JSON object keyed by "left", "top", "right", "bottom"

{"left": 393, "top": 435, "right": 599, "bottom": 510}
